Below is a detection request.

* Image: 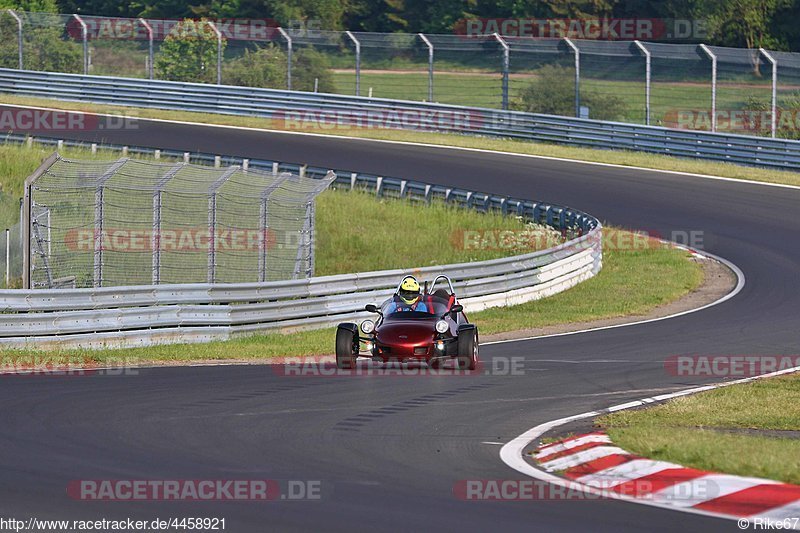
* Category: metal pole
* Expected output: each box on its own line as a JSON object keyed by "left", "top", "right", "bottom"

{"left": 345, "top": 30, "right": 360, "bottom": 96}
{"left": 564, "top": 38, "right": 580, "bottom": 118}
{"left": 72, "top": 14, "right": 89, "bottom": 74}
{"left": 278, "top": 27, "right": 293, "bottom": 90}
{"left": 760, "top": 48, "right": 778, "bottom": 138}
{"left": 206, "top": 21, "right": 222, "bottom": 84}
{"left": 258, "top": 173, "right": 291, "bottom": 282}
{"left": 151, "top": 163, "right": 183, "bottom": 284}
{"left": 138, "top": 18, "right": 153, "bottom": 79}
{"left": 7, "top": 9, "right": 22, "bottom": 69}
{"left": 418, "top": 33, "right": 434, "bottom": 102}
{"left": 22, "top": 153, "right": 58, "bottom": 289}
{"left": 634, "top": 40, "right": 651, "bottom": 125}
{"left": 5, "top": 228, "right": 9, "bottom": 288}
{"left": 493, "top": 33, "right": 509, "bottom": 110}
{"left": 93, "top": 158, "right": 128, "bottom": 288}
{"left": 206, "top": 167, "right": 238, "bottom": 284}
{"left": 699, "top": 44, "right": 717, "bottom": 132}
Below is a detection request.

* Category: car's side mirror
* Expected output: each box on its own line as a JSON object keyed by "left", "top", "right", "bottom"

{"left": 365, "top": 304, "right": 380, "bottom": 314}
{"left": 450, "top": 304, "right": 464, "bottom": 314}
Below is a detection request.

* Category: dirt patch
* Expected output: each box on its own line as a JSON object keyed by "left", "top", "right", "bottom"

{"left": 481, "top": 255, "right": 737, "bottom": 343}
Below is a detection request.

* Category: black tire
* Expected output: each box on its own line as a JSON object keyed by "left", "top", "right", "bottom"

{"left": 457, "top": 329, "right": 478, "bottom": 370}
{"left": 335, "top": 327, "right": 357, "bottom": 369}
{"left": 429, "top": 358, "right": 444, "bottom": 370}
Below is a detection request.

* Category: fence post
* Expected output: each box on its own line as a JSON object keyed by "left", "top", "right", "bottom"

{"left": 634, "top": 40, "right": 651, "bottom": 125}
{"left": 93, "top": 158, "right": 127, "bottom": 288}
{"left": 419, "top": 33, "right": 434, "bottom": 102}
{"left": 206, "top": 167, "right": 237, "bottom": 284}
{"left": 206, "top": 21, "right": 222, "bottom": 84}
{"left": 699, "top": 44, "right": 717, "bottom": 132}
{"left": 151, "top": 163, "right": 183, "bottom": 284}
{"left": 138, "top": 18, "right": 153, "bottom": 79}
{"left": 760, "top": 48, "right": 778, "bottom": 138}
{"left": 7, "top": 9, "right": 22, "bottom": 69}
{"left": 72, "top": 14, "right": 88, "bottom": 74}
{"left": 278, "top": 27, "right": 293, "bottom": 90}
{"left": 257, "top": 173, "right": 291, "bottom": 282}
{"left": 564, "top": 38, "right": 580, "bottom": 118}
{"left": 345, "top": 30, "right": 360, "bottom": 96}
{"left": 493, "top": 33, "right": 509, "bottom": 110}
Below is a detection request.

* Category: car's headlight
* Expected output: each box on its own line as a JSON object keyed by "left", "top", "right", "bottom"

{"left": 361, "top": 320, "right": 375, "bottom": 334}
{"left": 435, "top": 320, "right": 449, "bottom": 334}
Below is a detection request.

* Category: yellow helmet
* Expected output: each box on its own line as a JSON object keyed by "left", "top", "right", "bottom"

{"left": 398, "top": 276, "right": 421, "bottom": 305}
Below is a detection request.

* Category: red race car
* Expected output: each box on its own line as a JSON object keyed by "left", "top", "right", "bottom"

{"left": 335, "top": 275, "right": 479, "bottom": 370}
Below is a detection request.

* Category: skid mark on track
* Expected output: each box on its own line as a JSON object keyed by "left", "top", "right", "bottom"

{"left": 331, "top": 383, "right": 496, "bottom": 433}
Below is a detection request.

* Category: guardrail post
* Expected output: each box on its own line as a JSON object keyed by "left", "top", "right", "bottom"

{"left": 206, "top": 21, "right": 222, "bottom": 84}
{"left": 345, "top": 31, "right": 360, "bottom": 96}
{"left": 72, "top": 14, "right": 89, "bottom": 74}
{"left": 5, "top": 228, "right": 10, "bottom": 287}
{"left": 760, "top": 48, "right": 778, "bottom": 138}
{"left": 419, "top": 33, "right": 434, "bottom": 102}
{"left": 138, "top": 18, "right": 154, "bottom": 79}
{"left": 92, "top": 158, "right": 128, "bottom": 288}
{"left": 207, "top": 166, "right": 237, "bottom": 283}
{"left": 564, "top": 38, "right": 580, "bottom": 118}
{"left": 699, "top": 44, "right": 717, "bottom": 132}
{"left": 634, "top": 40, "right": 651, "bottom": 125}
{"left": 7, "top": 10, "right": 23, "bottom": 69}
{"left": 278, "top": 27, "right": 293, "bottom": 90}
{"left": 493, "top": 33, "right": 509, "bottom": 110}
{"left": 152, "top": 163, "right": 184, "bottom": 284}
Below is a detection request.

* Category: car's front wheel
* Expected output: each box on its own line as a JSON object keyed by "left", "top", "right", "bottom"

{"left": 457, "top": 328, "right": 478, "bottom": 370}
{"left": 335, "top": 325, "right": 358, "bottom": 369}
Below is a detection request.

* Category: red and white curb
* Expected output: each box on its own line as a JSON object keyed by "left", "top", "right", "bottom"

{"left": 535, "top": 432, "right": 800, "bottom": 522}
{"left": 500, "top": 365, "right": 800, "bottom": 526}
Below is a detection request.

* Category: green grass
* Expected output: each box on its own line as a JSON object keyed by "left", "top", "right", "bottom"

{"left": 598, "top": 374, "right": 800, "bottom": 484}
{"left": 0, "top": 231, "right": 703, "bottom": 362}
{"left": 3, "top": 93, "right": 800, "bottom": 188}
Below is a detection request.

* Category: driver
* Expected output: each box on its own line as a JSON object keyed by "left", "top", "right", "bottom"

{"left": 388, "top": 276, "right": 429, "bottom": 313}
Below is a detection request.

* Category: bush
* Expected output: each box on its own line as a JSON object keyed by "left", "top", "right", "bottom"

{"left": 512, "top": 64, "right": 627, "bottom": 121}
{"left": 223, "top": 44, "right": 334, "bottom": 93}
{"left": 293, "top": 48, "right": 335, "bottom": 93}
{"left": 154, "top": 19, "right": 226, "bottom": 83}
{"left": 223, "top": 44, "right": 287, "bottom": 88}
{"left": 0, "top": 12, "right": 82, "bottom": 72}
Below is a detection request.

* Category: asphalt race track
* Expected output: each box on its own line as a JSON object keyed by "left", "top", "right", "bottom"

{"left": 1, "top": 105, "right": 798, "bottom": 531}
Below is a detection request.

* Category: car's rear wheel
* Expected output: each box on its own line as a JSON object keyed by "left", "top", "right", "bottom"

{"left": 457, "top": 329, "right": 478, "bottom": 370}
{"left": 335, "top": 327, "right": 358, "bottom": 369}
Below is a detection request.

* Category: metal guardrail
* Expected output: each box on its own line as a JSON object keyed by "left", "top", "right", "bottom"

{"left": 2, "top": 68, "right": 800, "bottom": 170}
{"left": 0, "top": 134, "right": 602, "bottom": 349}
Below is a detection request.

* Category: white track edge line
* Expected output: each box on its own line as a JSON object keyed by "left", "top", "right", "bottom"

{"left": 4, "top": 102, "right": 800, "bottom": 192}
{"left": 499, "top": 365, "right": 800, "bottom": 523}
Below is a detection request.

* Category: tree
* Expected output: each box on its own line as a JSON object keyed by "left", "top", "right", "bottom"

{"left": 154, "top": 19, "right": 226, "bottom": 83}
{"left": 223, "top": 44, "right": 287, "bottom": 87}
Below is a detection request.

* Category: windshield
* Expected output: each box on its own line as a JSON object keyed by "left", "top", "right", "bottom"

{"left": 381, "top": 293, "right": 454, "bottom": 318}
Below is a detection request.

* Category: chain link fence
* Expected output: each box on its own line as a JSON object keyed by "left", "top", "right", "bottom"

{"left": 25, "top": 155, "right": 334, "bottom": 289}
{"left": 5, "top": 10, "right": 800, "bottom": 138}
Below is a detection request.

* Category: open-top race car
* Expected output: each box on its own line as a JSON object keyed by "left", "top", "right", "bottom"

{"left": 335, "top": 275, "right": 479, "bottom": 370}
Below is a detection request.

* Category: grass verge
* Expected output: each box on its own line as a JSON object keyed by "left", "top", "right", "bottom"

{"left": 2, "top": 94, "right": 800, "bottom": 187}
{"left": 598, "top": 374, "right": 800, "bottom": 484}
{"left": 0, "top": 234, "right": 702, "bottom": 363}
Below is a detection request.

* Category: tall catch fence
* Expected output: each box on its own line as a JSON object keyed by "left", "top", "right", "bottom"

{"left": 4, "top": 10, "right": 800, "bottom": 138}
{"left": 24, "top": 154, "right": 334, "bottom": 289}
